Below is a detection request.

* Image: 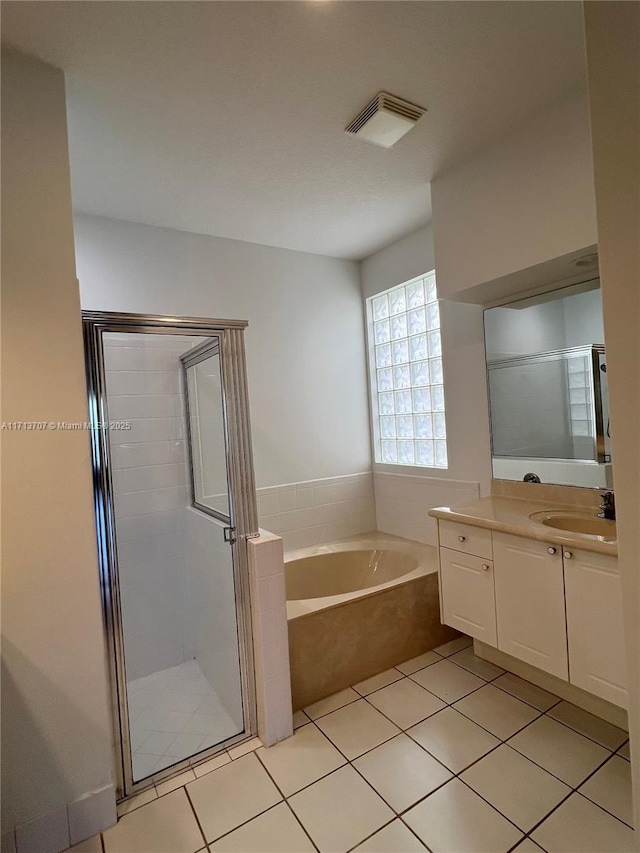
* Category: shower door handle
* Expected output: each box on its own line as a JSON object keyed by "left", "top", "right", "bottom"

{"left": 223, "top": 526, "right": 236, "bottom": 545}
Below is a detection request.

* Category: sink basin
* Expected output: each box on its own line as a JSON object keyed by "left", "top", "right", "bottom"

{"left": 529, "top": 511, "right": 616, "bottom": 542}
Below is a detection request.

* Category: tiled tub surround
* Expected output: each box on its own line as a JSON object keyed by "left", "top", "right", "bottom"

{"left": 257, "top": 472, "right": 376, "bottom": 551}
{"left": 65, "top": 641, "right": 635, "bottom": 853}
{"left": 374, "top": 471, "right": 481, "bottom": 545}
{"left": 285, "top": 535, "right": 458, "bottom": 710}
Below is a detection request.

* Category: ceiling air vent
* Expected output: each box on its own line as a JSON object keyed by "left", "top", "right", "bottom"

{"left": 345, "top": 92, "right": 426, "bottom": 149}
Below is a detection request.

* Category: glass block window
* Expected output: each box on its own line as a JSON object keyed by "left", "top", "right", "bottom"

{"left": 367, "top": 272, "right": 448, "bottom": 468}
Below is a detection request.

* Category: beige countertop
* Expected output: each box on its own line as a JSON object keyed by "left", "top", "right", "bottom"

{"left": 428, "top": 496, "right": 617, "bottom": 557}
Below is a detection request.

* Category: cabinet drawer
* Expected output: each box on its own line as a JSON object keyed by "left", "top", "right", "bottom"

{"left": 439, "top": 519, "right": 493, "bottom": 560}
{"left": 439, "top": 547, "right": 497, "bottom": 646}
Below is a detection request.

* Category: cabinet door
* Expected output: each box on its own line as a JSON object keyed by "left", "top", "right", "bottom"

{"left": 493, "top": 532, "right": 568, "bottom": 679}
{"left": 439, "top": 547, "right": 497, "bottom": 646}
{"left": 565, "top": 548, "right": 627, "bottom": 708}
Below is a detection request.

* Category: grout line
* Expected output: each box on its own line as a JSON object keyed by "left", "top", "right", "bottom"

{"left": 282, "top": 800, "right": 321, "bottom": 853}
{"left": 505, "top": 730, "right": 615, "bottom": 790}
{"left": 105, "top": 656, "right": 632, "bottom": 853}
{"left": 452, "top": 701, "right": 545, "bottom": 741}
{"left": 342, "top": 815, "right": 405, "bottom": 853}
{"left": 543, "top": 707, "right": 628, "bottom": 751}
{"left": 456, "top": 774, "right": 541, "bottom": 836}
{"left": 397, "top": 817, "right": 435, "bottom": 853}
{"left": 182, "top": 785, "right": 210, "bottom": 850}
{"left": 573, "top": 789, "right": 635, "bottom": 831}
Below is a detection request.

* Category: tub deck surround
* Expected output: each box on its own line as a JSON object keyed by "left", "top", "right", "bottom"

{"left": 285, "top": 534, "right": 458, "bottom": 710}
{"left": 428, "top": 496, "right": 618, "bottom": 557}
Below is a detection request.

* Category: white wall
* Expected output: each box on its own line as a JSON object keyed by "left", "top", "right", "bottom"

{"left": 585, "top": 0, "right": 640, "bottom": 828}
{"left": 75, "top": 213, "right": 372, "bottom": 491}
{"left": 563, "top": 288, "right": 604, "bottom": 347}
{"left": 485, "top": 288, "right": 604, "bottom": 360}
{"left": 1, "top": 48, "right": 115, "bottom": 846}
{"left": 361, "top": 224, "right": 435, "bottom": 300}
{"left": 484, "top": 301, "right": 567, "bottom": 360}
{"left": 361, "top": 223, "right": 491, "bottom": 544}
{"left": 431, "top": 88, "right": 598, "bottom": 303}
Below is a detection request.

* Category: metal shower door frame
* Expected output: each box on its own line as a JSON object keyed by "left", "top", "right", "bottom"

{"left": 82, "top": 310, "right": 259, "bottom": 799}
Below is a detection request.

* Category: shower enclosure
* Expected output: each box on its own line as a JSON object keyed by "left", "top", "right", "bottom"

{"left": 83, "top": 311, "right": 258, "bottom": 798}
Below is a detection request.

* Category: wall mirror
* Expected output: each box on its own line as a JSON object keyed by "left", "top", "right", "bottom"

{"left": 484, "top": 278, "right": 612, "bottom": 489}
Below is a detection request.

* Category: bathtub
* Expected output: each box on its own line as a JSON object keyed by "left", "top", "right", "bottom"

{"left": 285, "top": 534, "right": 459, "bottom": 710}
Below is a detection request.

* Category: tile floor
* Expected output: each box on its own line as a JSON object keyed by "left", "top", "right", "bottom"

{"left": 128, "top": 660, "right": 241, "bottom": 780}
{"left": 68, "top": 636, "right": 635, "bottom": 853}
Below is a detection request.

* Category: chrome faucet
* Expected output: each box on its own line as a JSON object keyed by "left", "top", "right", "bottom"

{"left": 598, "top": 491, "right": 616, "bottom": 521}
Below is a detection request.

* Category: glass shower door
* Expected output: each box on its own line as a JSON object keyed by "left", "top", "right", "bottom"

{"left": 85, "top": 316, "right": 257, "bottom": 797}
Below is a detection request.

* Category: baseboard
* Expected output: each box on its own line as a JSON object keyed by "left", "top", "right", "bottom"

{"left": 475, "top": 640, "right": 629, "bottom": 730}
{"left": 8, "top": 784, "right": 116, "bottom": 853}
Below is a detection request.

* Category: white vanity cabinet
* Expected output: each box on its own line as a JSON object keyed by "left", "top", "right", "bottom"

{"left": 437, "top": 521, "right": 497, "bottom": 646}
{"left": 564, "top": 547, "right": 627, "bottom": 707}
{"left": 434, "top": 515, "right": 626, "bottom": 708}
{"left": 493, "top": 532, "right": 568, "bottom": 680}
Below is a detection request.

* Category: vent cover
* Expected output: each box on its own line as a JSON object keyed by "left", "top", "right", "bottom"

{"left": 345, "top": 92, "right": 426, "bottom": 148}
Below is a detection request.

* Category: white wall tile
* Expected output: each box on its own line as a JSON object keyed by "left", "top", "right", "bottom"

{"left": 107, "top": 393, "right": 183, "bottom": 420}
{"left": 257, "top": 473, "right": 375, "bottom": 551}
{"left": 105, "top": 341, "right": 192, "bottom": 679}
{"left": 112, "top": 463, "right": 187, "bottom": 494}
{"left": 183, "top": 508, "right": 244, "bottom": 726}
{"left": 122, "top": 416, "right": 185, "bottom": 445}
{"left": 278, "top": 488, "right": 297, "bottom": 512}
{"left": 374, "top": 472, "right": 480, "bottom": 545}
{"left": 104, "top": 370, "right": 180, "bottom": 397}
{"left": 257, "top": 492, "right": 280, "bottom": 516}
{"left": 248, "top": 535, "right": 293, "bottom": 747}
{"left": 114, "top": 485, "right": 188, "bottom": 519}
{"left": 296, "top": 487, "right": 315, "bottom": 508}
{"left": 110, "top": 439, "right": 186, "bottom": 469}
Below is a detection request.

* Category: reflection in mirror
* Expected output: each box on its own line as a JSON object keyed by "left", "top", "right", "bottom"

{"left": 484, "top": 279, "right": 613, "bottom": 489}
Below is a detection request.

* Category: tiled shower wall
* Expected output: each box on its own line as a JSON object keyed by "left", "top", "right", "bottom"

{"left": 183, "top": 507, "right": 244, "bottom": 725}
{"left": 105, "top": 335, "right": 193, "bottom": 680}
{"left": 257, "top": 472, "right": 376, "bottom": 552}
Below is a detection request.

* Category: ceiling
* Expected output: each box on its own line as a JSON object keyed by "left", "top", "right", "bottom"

{"left": 1, "top": 1, "right": 588, "bottom": 260}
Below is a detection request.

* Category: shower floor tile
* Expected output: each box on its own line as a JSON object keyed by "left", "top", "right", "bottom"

{"left": 128, "top": 660, "right": 240, "bottom": 781}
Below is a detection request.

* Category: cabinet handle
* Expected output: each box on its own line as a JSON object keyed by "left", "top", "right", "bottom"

{"left": 564, "top": 551, "right": 573, "bottom": 560}
{"left": 458, "top": 535, "right": 466, "bottom": 542}
{"left": 481, "top": 564, "right": 490, "bottom": 572}
{"left": 547, "top": 547, "right": 557, "bottom": 555}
